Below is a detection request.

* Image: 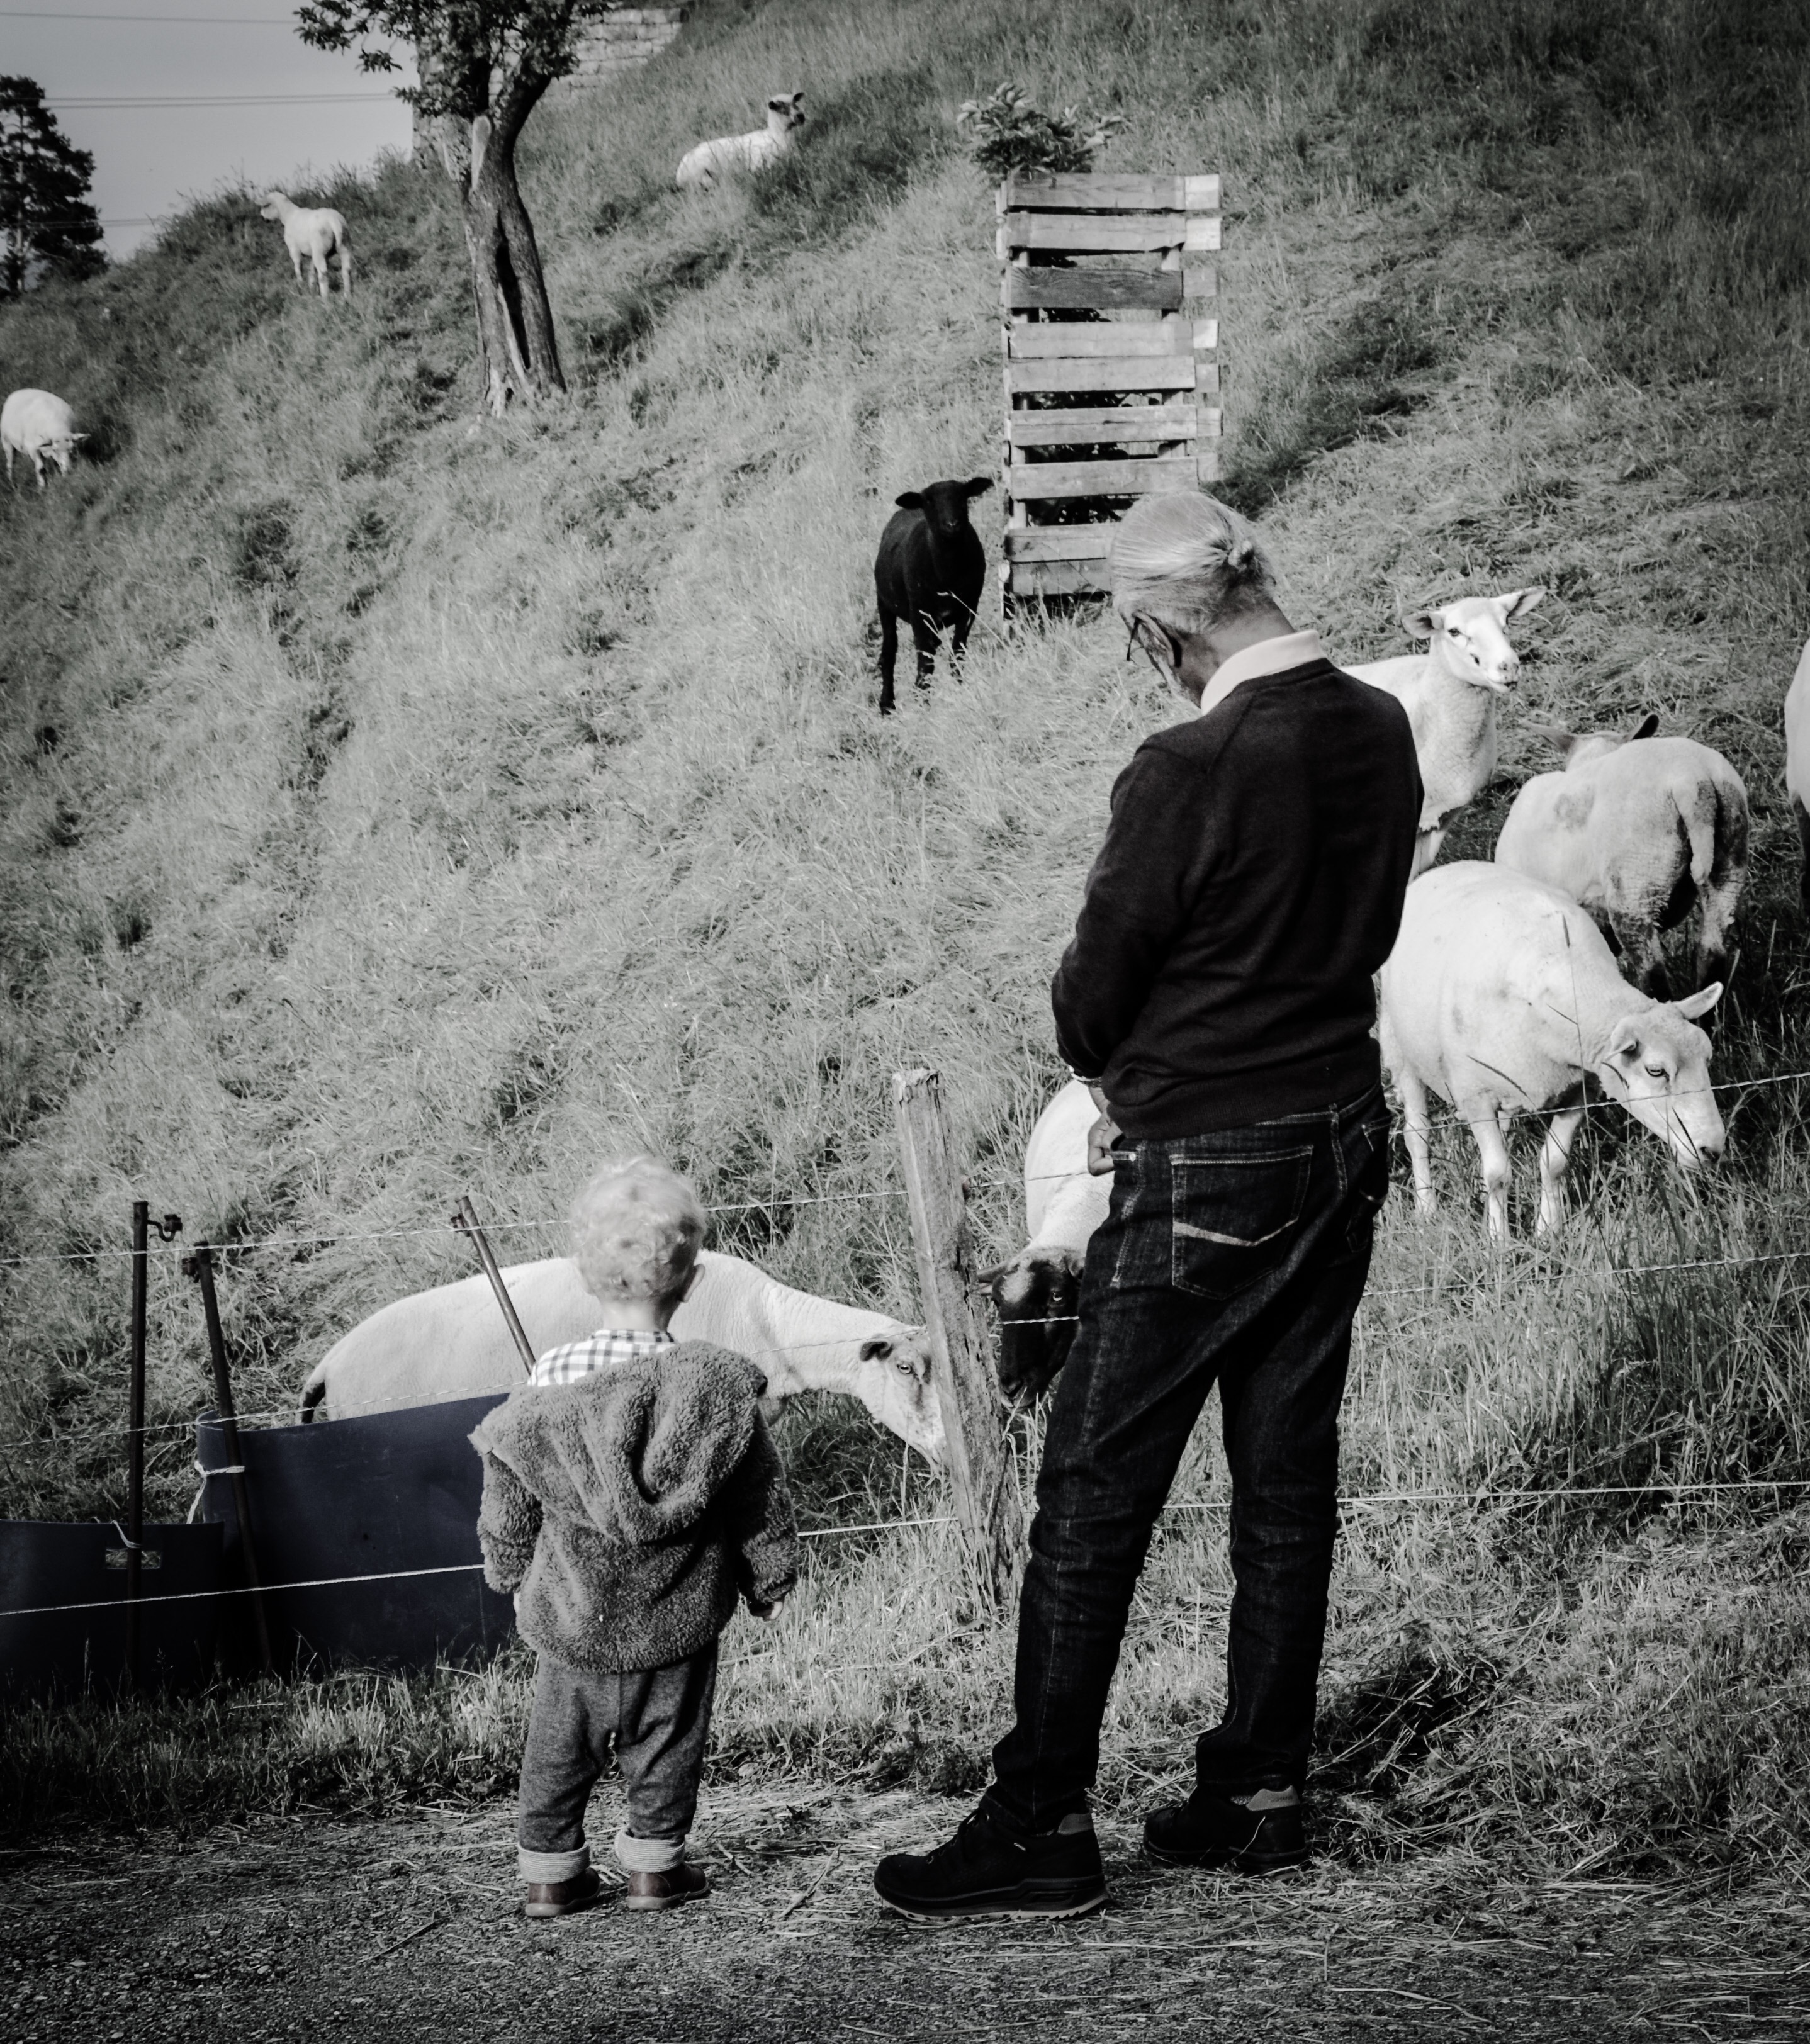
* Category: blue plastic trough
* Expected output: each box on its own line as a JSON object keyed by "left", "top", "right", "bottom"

{"left": 195, "top": 1391, "right": 516, "bottom": 1676}
{"left": 0, "top": 1519, "right": 225, "bottom": 1700}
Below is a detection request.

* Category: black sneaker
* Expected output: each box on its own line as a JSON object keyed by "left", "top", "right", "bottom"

{"left": 874, "top": 1804, "right": 1107, "bottom": 1922}
{"left": 1142, "top": 1787, "right": 1308, "bottom": 1875}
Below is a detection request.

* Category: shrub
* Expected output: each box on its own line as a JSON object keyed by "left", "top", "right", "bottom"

{"left": 956, "top": 82, "right": 1123, "bottom": 182}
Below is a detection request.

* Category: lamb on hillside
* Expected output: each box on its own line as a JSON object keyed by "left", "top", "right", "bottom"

{"left": 1342, "top": 588, "right": 1546, "bottom": 874}
{"left": 1494, "top": 714, "right": 1748, "bottom": 995}
{"left": 874, "top": 476, "right": 993, "bottom": 714}
{"left": 984, "top": 1079, "right": 1108, "bottom": 1403}
{"left": 675, "top": 91, "right": 806, "bottom": 189}
{"left": 1378, "top": 862, "right": 1724, "bottom": 1240}
{"left": 1, "top": 389, "right": 86, "bottom": 489}
{"left": 1786, "top": 639, "right": 1810, "bottom": 911}
{"left": 298, "top": 1247, "right": 945, "bottom": 1464}
{"left": 260, "top": 192, "right": 352, "bottom": 299}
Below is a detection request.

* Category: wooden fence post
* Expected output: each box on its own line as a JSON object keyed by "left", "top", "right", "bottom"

{"left": 892, "top": 1069, "right": 1023, "bottom": 1608}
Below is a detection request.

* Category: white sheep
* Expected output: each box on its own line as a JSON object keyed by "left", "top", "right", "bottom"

{"left": 1378, "top": 862, "right": 1724, "bottom": 1239}
{"left": 1495, "top": 714, "right": 1748, "bottom": 995}
{"left": 984, "top": 1079, "right": 1107, "bottom": 1401}
{"left": 1342, "top": 589, "right": 1546, "bottom": 875}
{"left": 675, "top": 91, "right": 806, "bottom": 189}
{"left": 1, "top": 389, "right": 86, "bottom": 489}
{"left": 1786, "top": 639, "right": 1810, "bottom": 912}
{"left": 298, "top": 1246, "right": 944, "bottom": 1464}
{"left": 259, "top": 191, "right": 352, "bottom": 299}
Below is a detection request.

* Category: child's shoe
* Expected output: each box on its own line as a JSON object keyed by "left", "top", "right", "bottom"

{"left": 524, "top": 1867, "right": 603, "bottom": 1918}
{"left": 624, "top": 1863, "right": 709, "bottom": 1912}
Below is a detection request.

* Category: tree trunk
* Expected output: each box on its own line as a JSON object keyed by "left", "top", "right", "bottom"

{"left": 437, "top": 103, "right": 566, "bottom": 417}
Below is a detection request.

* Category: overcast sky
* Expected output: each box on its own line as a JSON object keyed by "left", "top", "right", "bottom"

{"left": 7, "top": 1, "right": 417, "bottom": 261}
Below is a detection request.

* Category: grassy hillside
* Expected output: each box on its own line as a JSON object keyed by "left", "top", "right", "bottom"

{"left": 4, "top": 0, "right": 1810, "bottom": 1868}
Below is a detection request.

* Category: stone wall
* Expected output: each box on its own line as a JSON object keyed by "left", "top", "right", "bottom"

{"left": 547, "top": 6, "right": 689, "bottom": 98}
{"left": 413, "top": 9, "right": 687, "bottom": 160}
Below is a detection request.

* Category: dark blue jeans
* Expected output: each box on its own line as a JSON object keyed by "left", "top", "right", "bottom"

{"left": 987, "top": 1082, "right": 1391, "bottom": 1828}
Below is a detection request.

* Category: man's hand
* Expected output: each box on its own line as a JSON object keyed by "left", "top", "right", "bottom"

{"left": 1085, "top": 1085, "right": 1121, "bottom": 1176}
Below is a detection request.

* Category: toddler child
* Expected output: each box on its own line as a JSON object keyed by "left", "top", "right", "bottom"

{"left": 471, "top": 1156, "right": 799, "bottom": 1915}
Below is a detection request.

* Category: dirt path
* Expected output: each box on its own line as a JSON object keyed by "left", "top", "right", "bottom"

{"left": 4, "top": 1790, "right": 1807, "bottom": 2041}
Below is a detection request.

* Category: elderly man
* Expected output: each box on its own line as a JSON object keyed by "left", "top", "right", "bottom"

{"left": 875, "top": 495, "right": 1422, "bottom": 1920}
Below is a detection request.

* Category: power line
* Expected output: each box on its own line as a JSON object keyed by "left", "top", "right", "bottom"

{"left": 1, "top": 6, "right": 301, "bottom": 17}
{"left": 47, "top": 90, "right": 399, "bottom": 106}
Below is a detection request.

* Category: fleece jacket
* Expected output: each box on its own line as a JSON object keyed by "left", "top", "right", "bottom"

{"left": 469, "top": 1340, "right": 799, "bottom": 1676}
{"left": 1052, "top": 658, "right": 1422, "bottom": 1137}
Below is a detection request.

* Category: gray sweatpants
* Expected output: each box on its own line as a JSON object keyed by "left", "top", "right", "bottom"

{"left": 515, "top": 1643, "right": 719, "bottom": 1885}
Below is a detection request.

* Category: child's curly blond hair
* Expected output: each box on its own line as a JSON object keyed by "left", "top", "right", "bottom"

{"left": 568, "top": 1155, "right": 705, "bottom": 1312}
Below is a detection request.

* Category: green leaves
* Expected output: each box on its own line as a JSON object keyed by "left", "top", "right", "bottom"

{"left": 955, "top": 82, "right": 1124, "bottom": 182}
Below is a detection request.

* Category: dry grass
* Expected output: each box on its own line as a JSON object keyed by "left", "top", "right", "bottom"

{"left": 1, "top": 0, "right": 1808, "bottom": 1874}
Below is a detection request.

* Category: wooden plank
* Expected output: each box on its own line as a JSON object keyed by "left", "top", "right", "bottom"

{"left": 1005, "top": 264, "right": 1181, "bottom": 312}
{"left": 999, "top": 212, "right": 1220, "bottom": 256}
{"left": 1003, "top": 171, "right": 1220, "bottom": 213}
{"left": 1007, "top": 557, "right": 1114, "bottom": 598}
{"left": 1008, "top": 322, "right": 1193, "bottom": 361}
{"left": 1008, "top": 456, "right": 1204, "bottom": 498}
{"left": 1002, "top": 261, "right": 1217, "bottom": 310}
{"left": 1003, "top": 527, "right": 1115, "bottom": 562}
{"left": 1007, "top": 356, "right": 1215, "bottom": 395}
{"left": 892, "top": 1070, "right": 1021, "bottom": 1608}
{"left": 1008, "top": 403, "right": 1201, "bottom": 445}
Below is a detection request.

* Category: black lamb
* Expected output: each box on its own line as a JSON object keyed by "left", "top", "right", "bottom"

{"left": 874, "top": 475, "right": 993, "bottom": 715}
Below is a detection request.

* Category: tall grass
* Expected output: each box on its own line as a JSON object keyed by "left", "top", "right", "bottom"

{"left": 1, "top": 0, "right": 1807, "bottom": 1868}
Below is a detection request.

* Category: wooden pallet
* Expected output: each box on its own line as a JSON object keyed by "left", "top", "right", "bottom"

{"left": 997, "top": 170, "right": 1221, "bottom": 601}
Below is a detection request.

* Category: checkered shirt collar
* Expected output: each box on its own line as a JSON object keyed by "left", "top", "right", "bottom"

{"left": 530, "top": 1327, "right": 675, "bottom": 1387}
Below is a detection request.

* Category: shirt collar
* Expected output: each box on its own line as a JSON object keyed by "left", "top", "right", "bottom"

{"left": 1197, "top": 629, "right": 1326, "bottom": 719}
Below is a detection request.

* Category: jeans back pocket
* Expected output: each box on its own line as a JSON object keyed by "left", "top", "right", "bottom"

{"left": 1170, "top": 1146, "right": 1315, "bottom": 1300}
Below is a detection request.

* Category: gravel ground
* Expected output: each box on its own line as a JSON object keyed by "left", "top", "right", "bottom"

{"left": 4, "top": 1790, "right": 1809, "bottom": 2041}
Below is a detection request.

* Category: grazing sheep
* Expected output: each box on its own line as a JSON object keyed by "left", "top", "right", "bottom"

{"left": 260, "top": 191, "right": 352, "bottom": 299}
{"left": 874, "top": 476, "right": 993, "bottom": 714}
{"left": 1343, "top": 589, "right": 1546, "bottom": 874}
{"left": 1, "top": 389, "right": 85, "bottom": 489}
{"left": 298, "top": 1247, "right": 945, "bottom": 1464}
{"left": 1495, "top": 714, "right": 1748, "bottom": 995}
{"left": 1378, "top": 862, "right": 1724, "bottom": 1240}
{"left": 1787, "top": 639, "right": 1810, "bottom": 911}
{"left": 984, "top": 1079, "right": 1107, "bottom": 1403}
{"left": 675, "top": 91, "right": 806, "bottom": 189}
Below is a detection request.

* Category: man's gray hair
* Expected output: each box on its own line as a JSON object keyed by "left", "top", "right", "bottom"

{"left": 1110, "top": 492, "right": 1278, "bottom": 639}
{"left": 569, "top": 1155, "right": 705, "bottom": 1311}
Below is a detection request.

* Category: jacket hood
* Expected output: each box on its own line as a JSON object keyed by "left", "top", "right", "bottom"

{"left": 470, "top": 1340, "right": 768, "bottom": 1544}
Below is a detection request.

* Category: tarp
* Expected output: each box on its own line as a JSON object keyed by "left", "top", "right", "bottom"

{"left": 195, "top": 1392, "right": 516, "bottom": 1675}
{"left": 0, "top": 1520, "right": 225, "bottom": 1700}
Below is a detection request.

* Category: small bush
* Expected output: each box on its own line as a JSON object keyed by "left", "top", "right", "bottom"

{"left": 957, "top": 82, "right": 1123, "bottom": 182}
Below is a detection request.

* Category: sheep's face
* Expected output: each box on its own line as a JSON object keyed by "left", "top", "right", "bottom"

{"left": 857, "top": 1328, "right": 945, "bottom": 1465}
{"left": 1599, "top": 984, "right": 1726, "bottom": 1170}
{"left": 896, "top": 476, "right": 994, "bottom": 542}
{"left": 259, "top": 196, "right": 284, "bottom": 222}
{"left": 987, "top": 1245, "right": 1084, "bottom": 1403}
{"left": 1413, "top": 587, "right": 1546, "bottom": 695}
{"left": 767, "top": 91, "right": 806, "bottom": 132}
{"left": 46, "top": 438, "right": 78, "bottom": 476}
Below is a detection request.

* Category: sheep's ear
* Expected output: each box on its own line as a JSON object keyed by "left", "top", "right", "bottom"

{"left": 1675, "top": 982, "right": 1723, "bottom": 1021}
{"left": 1630, "top": 712, "right": 1660, "bottom": 741}
{"left": 1499, "top": 587, "right": 1547, "bottom": 619}
{"left": 857, "top": 1335, "right": 894, "bottom": 1362}
{"left": 1407, "top": 609, "right": 1439, "bottom": 638}
{"left": 963, "top": 475, "right": 994, "bottom": 498}
{"left": 894, "top": 490, "right": 925, "bottom": 510}
{"left": 68, "top": 434, "right": 89, "bottom": 445}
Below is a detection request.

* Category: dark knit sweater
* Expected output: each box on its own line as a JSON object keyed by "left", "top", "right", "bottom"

{"left": 470, "top": 1340, "right": 799, "bottom": 1676}
{"left": 1052, "top": 658, "right": 1421, "bottom": 1137}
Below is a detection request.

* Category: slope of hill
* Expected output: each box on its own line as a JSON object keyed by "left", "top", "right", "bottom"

{"left": 3, "top": 0, "right": 1809, "bottom": 1867}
